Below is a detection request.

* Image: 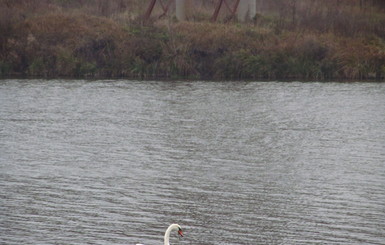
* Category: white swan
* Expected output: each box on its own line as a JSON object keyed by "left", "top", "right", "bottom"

{"left": 136, "top": 224, "right": 183, "bottom": 245}
{"left": 163, "top": 224, "right": 183, "bottom": 245}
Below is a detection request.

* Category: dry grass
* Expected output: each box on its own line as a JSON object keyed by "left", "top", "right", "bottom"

{"left": 0, "top": 0, "right": 384, "bottom": 79}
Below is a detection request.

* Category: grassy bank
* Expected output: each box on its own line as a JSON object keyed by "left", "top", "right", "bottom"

{"left": 1, "top": 0, "right": 384, "bottom": 80}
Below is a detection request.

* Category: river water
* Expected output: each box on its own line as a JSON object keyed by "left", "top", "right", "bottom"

{"left": 1, "top": 79, "right": 384, "bottom": 245}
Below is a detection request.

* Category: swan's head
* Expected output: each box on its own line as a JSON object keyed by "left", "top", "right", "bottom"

{"left": 177, "top": 226, "right": 183, "bottom": 237}
{"left": 169, "top": 224, "right": 183, "bottom": 237}
{"left": 177, "top": 225, "right": 183, "bottom": 237}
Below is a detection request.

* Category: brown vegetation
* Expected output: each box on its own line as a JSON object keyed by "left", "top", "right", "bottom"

{"left": 0, "top": 0, "right": 384, "bottom": 80}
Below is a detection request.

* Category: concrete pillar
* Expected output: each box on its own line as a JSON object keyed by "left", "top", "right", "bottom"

{"left": 238, "top": 0, "right": 257, "bottom": 22}
{"left": 237, "top": 0, "right": 248, "bottom": 22}
{"left": 176, "top": 0, "right": 186, "bottom": 21}
{"left": 249, "top": 0, "right": 257, "bottom": 20}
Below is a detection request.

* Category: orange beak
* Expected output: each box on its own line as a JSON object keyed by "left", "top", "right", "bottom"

{"left": 178, "top": 229, "right": 184, "bottom": 237}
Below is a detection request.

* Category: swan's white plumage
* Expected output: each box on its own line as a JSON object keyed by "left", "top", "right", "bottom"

{"left": 136, "top": 224, "right": 183, "bottom": 245}
{"left": 164, "top": 224, "right": 183, "bottom": 245}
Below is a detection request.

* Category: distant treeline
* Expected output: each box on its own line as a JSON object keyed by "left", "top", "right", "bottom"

{"left": 1, "top": 0, "right": 384, "bottom": 80}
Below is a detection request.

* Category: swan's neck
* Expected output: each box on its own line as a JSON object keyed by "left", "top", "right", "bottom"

{"left": 164, "top": 224, "right": 178, "bottom": 245}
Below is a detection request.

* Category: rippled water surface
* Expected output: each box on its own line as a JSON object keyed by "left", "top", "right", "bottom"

{"left": 1, "top": 79, "right": 385, "bottom": 245}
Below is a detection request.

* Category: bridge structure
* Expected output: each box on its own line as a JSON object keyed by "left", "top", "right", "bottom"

{"left": 144, "top": 0, "right": 257, "bottom": 22}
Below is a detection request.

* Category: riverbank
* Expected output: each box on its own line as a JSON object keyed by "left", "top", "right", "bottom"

{"left": 1, "top": 1, "right": 384, "bottom": 80}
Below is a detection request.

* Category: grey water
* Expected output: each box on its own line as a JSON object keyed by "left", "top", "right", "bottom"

{"left": 0, "top": 79, "right": 384, "bottom": 245}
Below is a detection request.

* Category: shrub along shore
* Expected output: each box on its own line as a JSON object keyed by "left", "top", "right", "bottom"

{"left": 1, "top": 1, "right": 384, "bottom": 80}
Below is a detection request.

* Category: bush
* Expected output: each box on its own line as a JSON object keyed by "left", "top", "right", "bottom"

{"left": 0, "top": 0, "right": 384, "bottom": 80}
